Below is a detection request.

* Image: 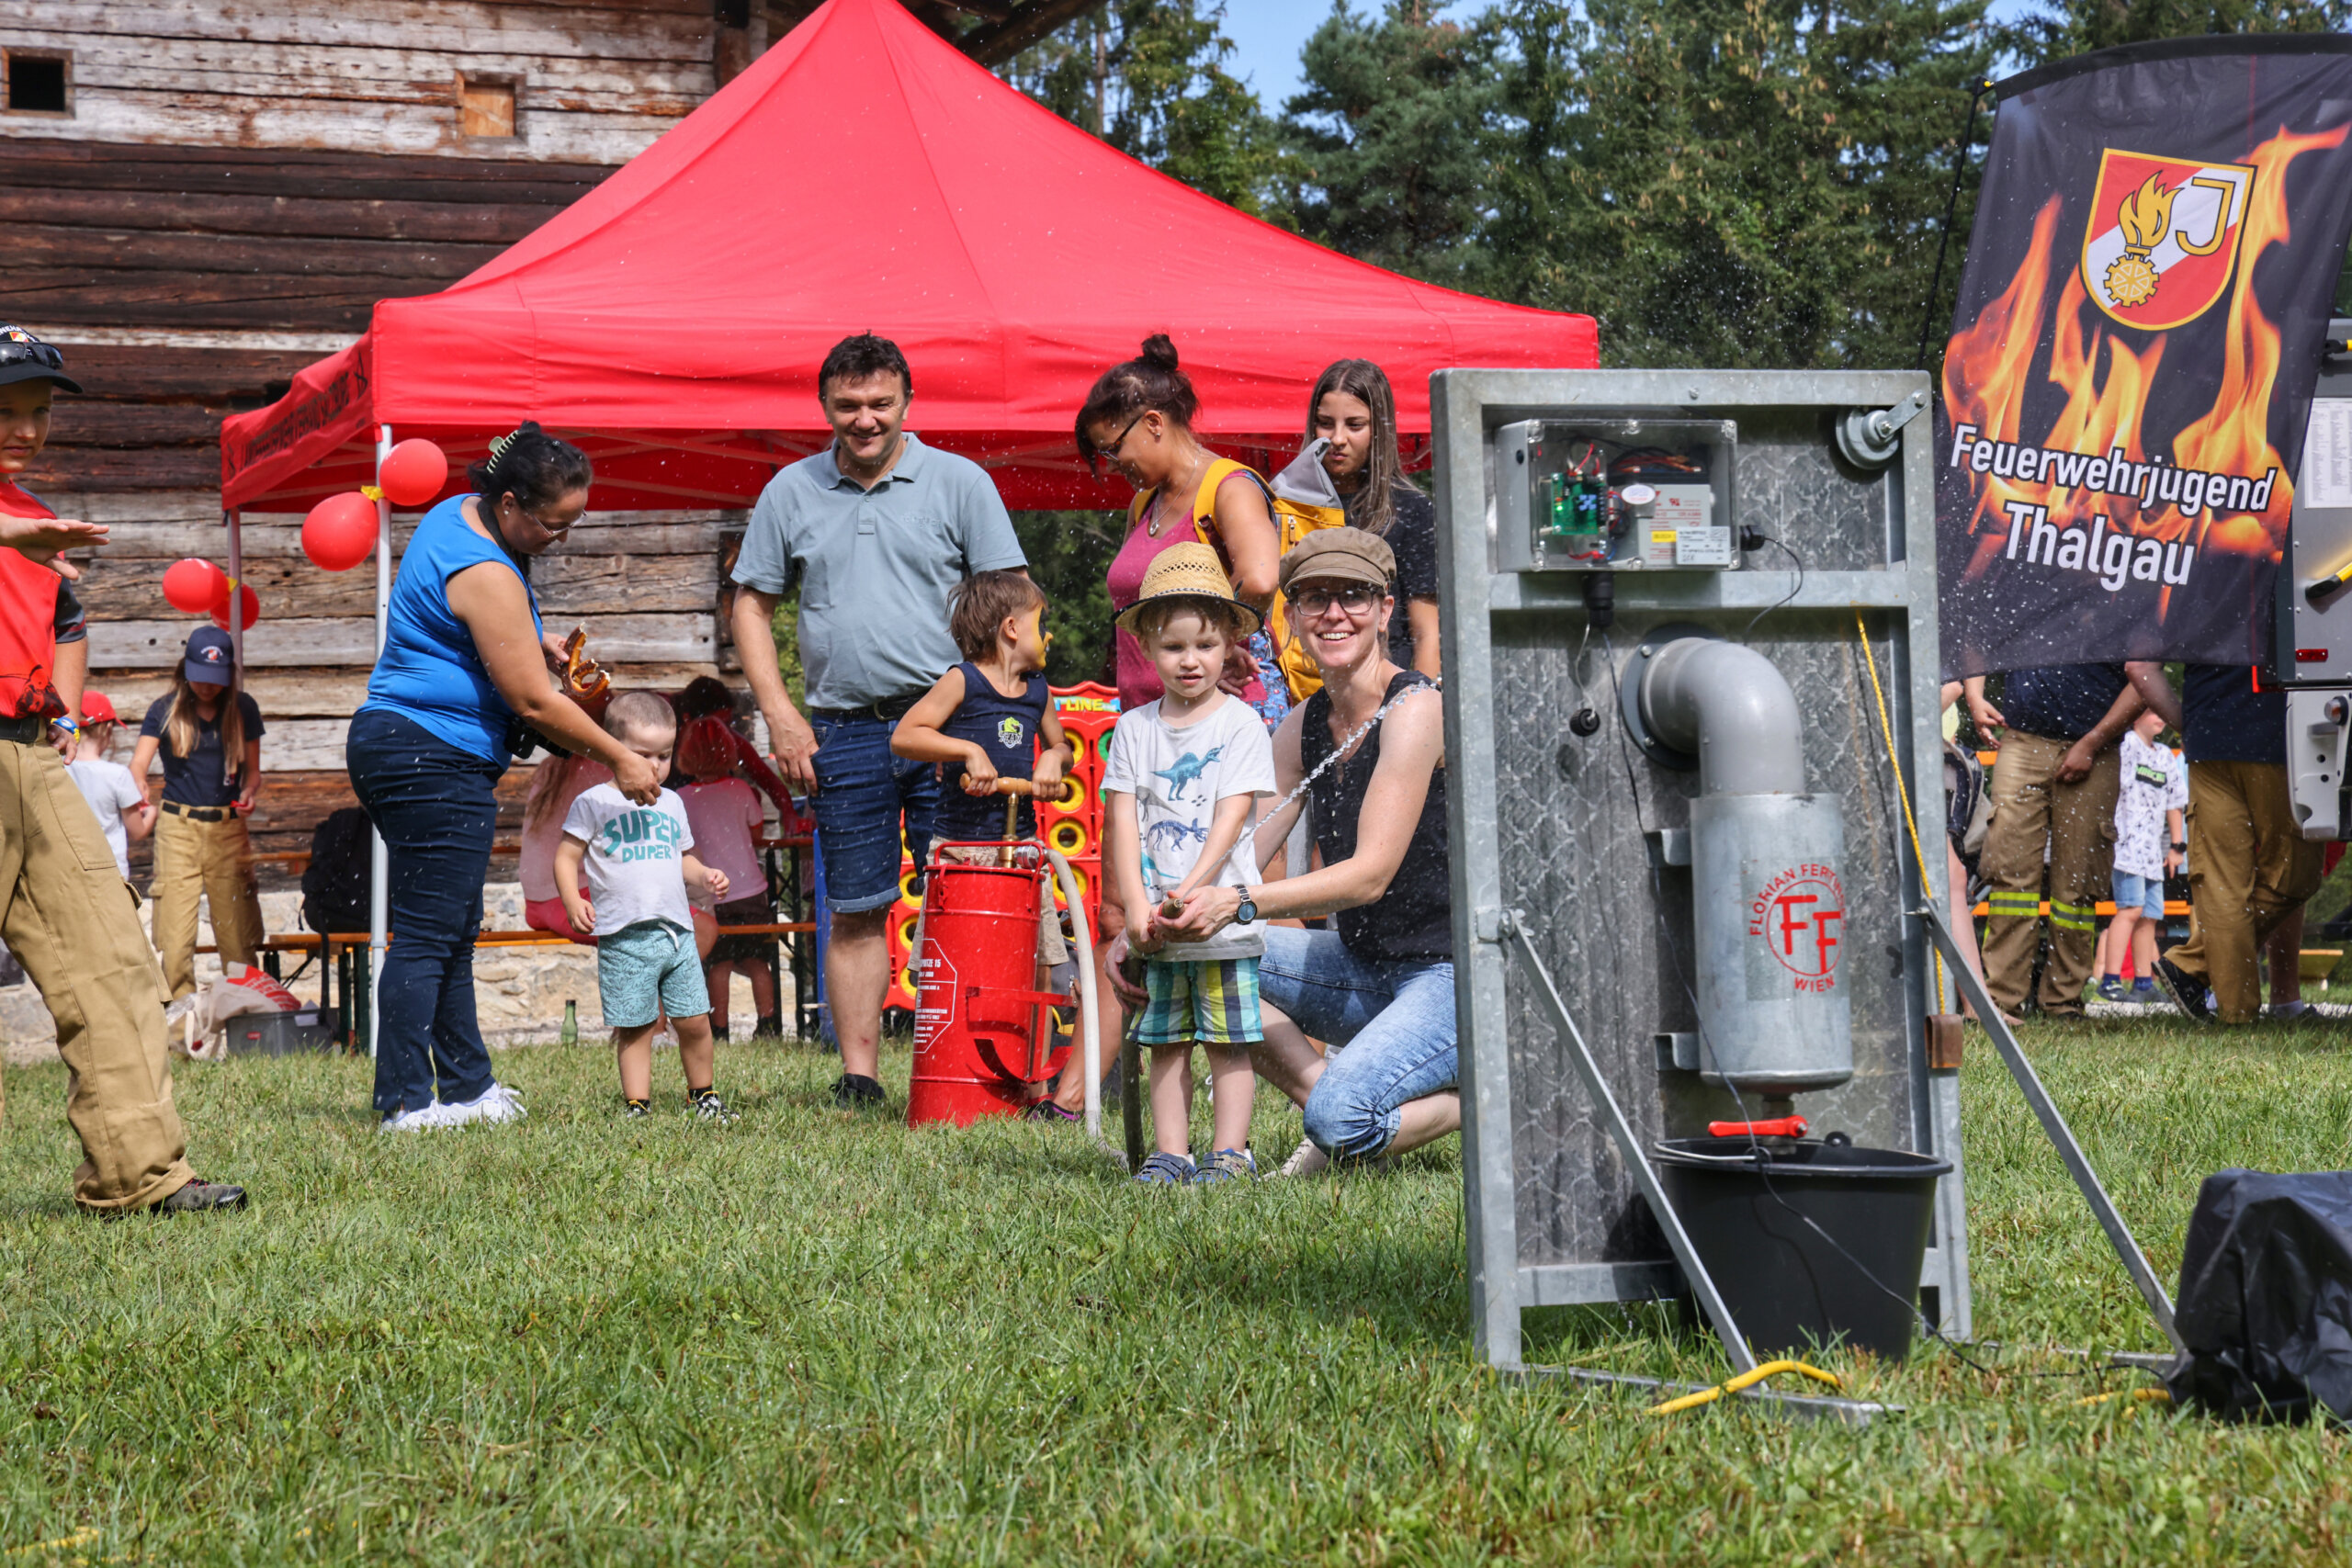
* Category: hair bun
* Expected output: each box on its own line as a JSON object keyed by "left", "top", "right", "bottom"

{"left": 1139, "top": 333, "right": 1179, "bottom": 371}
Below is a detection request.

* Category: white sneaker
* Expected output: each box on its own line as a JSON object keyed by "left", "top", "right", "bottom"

{"left": 378, "top": 1102, "right": 447, "bottom": 1134}
{"left": 1274, "top": 1137, "right": 1329, "bottom": 1179}
{"left": 440, "top": 1082, "right": 526, "bottom": 1127}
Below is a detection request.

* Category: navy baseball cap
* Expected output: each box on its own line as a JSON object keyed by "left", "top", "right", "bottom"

{"left": 182, "top": 626, "right": 234, "bottom": 684}
{"left": 0, "top": 327, "right": 84, "bottom": 395}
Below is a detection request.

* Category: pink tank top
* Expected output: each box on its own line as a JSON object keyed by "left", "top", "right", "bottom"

{"left": 1105, "top": 462, "right": 1268, "bottom": 711}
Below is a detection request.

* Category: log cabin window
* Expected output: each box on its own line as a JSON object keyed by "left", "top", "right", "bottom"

{"left": 4, "top": 52, "right": 70, "bottom": 116}
{"left": 458, "top": 76, "right": 518, "bottom": 139}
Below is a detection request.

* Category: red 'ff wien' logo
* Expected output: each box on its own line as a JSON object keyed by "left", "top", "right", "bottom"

{"left": 1749, "top": 863, "right": 1844, "bottom": 993}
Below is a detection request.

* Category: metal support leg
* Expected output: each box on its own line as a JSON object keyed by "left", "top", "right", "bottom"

{"left": 1917, "top": 904, "right": 2183, "bottom": 1356}
{"left": 1501, "top": 914, "right": 1758, "bottom": 1376}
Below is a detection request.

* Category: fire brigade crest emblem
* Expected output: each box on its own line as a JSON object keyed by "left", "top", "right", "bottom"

{"left": 2080, "top": 148, "right": 2256, "bottom": 330}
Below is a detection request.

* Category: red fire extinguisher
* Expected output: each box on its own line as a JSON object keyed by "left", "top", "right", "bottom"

{"left": 907, "top": 780, "right": 1101, "bottom": 1128}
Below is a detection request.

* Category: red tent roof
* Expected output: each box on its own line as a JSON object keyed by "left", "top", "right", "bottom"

{"left": 220, "top": 0, "right": 1597, "bottom": 513}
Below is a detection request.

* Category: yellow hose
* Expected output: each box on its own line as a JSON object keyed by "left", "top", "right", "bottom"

{"left": 1853, "top": 612, "right": 1949, "bottom": 1012}
{"left": 1648, "top": 1359, "right": 1844, "bottom": 1415}
{"left": 2075, "top": 1385, "right": 2172, "bottom": 1408}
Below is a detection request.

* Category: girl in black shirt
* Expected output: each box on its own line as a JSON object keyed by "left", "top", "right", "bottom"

{"left": 1307, "top": 359, "right": 1442, "bottom": 677}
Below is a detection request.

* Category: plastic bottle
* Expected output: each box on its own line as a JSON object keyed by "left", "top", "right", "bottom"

{"left": 560, "top": 999, "right": 579, "bottom": 1047}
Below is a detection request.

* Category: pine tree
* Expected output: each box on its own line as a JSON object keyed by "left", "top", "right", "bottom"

{"left": 1995, "top": 0, "right": 2350, "bottom": 68}
{"left": 1002, "top": 1, "right": 1286, "bottom": 218}
{"left": 1277, "top": 3, "right": 1501, "bottom": 288}
{"left": 1483, "top": 0, "right": 1994, "bottom": 370}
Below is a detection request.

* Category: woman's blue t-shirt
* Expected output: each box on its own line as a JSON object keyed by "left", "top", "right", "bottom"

{"left": 359, "top": 495, "right": 544, "bottom": 764}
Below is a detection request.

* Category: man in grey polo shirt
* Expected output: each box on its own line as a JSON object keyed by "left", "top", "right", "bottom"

{"left": 731, "top": 333, "right": 1026, "bottom": 1108}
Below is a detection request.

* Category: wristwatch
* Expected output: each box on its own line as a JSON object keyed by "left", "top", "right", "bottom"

{"left": 1235, "top": 886, "right": 1259, "bottom": 924}
{"left": 2171, "top": 840, "right": 2188, "bottom": 852}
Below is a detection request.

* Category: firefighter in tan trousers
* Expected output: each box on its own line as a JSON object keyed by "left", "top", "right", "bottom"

{"left": 2131, "top": 661, "right": 2323, "bottom": 1024}
{"left": 1965, "top": 663, "right": 2144, "bottom": 1021}
{"left": 0, "top": 326, "right": 243, "bottom": 1213}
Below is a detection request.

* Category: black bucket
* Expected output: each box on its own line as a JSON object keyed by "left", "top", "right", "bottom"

{"left": 1654, "top": 1135, "right": 1952, "bottom": 1359}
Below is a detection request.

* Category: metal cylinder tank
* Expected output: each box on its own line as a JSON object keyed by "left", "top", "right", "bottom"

{"left": 1688, "top": 792, "right": 1853, "bottom": 1093}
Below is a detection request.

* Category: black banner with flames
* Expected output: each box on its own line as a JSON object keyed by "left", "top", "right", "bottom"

{"left": 1937, "top": 38, "right": 2352, "bottom": 677}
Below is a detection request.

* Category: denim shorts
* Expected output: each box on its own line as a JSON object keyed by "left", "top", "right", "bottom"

{"left": 809, "top": 712, "right": 939, "bottom": 914}
{"left": 598, "top": 919, "right": 711, "bottom": 1029}
{"left": 1257, "top": 925, "right": 1456, "bottom": 1163}
{"left": 2111, "top": 870, "right": 2165, "bottom": 919}
{"left": 1138, "top": 956, "right": 1262, "bottom": 1047}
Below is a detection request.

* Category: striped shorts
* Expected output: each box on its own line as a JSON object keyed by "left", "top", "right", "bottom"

{"left": 1137, "top": 956, "right": 1263, "bottom": 1048}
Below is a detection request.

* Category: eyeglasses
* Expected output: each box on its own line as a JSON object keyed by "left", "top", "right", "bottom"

{"left": 1098, "top": 411, "right": 1149, "bottom": 463}
{"left": 0, "top": 336, "right": 64, "bottom": 371}
{"left": 1290, "top": 584, "right": 1383, "bottom": 617}
{"left": 502, "top": 495, "right": 580, "bottom": 536}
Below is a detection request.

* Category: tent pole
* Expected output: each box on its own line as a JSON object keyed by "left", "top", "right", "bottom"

{"left": 368, "top": 424, "right": 393, "bottom": 1063}
{"left": 224, "top": 506, "right": 244, "bottom": 694}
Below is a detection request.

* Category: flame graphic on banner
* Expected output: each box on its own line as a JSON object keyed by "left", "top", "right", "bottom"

{"left": 1944, "top": 122, "right": 2348, "bottom": 618}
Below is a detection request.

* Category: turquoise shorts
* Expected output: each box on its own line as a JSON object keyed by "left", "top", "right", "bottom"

{"left": 1137, "top": 956, "right": 1263, "bottom": 1048}
{"left": 597, "top": 919, "right": 710, "bottom": 1029}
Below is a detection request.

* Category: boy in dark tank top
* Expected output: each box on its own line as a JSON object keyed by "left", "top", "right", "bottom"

{"left": 891, "top": 570, "right": 1074, "bottom": 966}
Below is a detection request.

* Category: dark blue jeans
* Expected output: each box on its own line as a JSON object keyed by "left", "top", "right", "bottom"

{"left": 346, "top": 707, "right": 504, "bottom": 1115}
{"left": 808, "top": 712, "right": 939, "bottom": 913}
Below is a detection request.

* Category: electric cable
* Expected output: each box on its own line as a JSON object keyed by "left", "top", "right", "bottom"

{"left": 1738, "top": 534, "right": 1805, "bottom": 648}
{"left": 1915, "top": 78, "right": 1995, "bottom": 371}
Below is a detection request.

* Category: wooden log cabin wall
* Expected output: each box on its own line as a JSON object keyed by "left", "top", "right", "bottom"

{"left": 1, "top": 0, "right": 1095, "bottom": 891}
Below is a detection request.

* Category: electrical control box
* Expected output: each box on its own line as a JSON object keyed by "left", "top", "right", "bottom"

{"left": 1494, "top": 417, "right": 1738, "bottom": 573}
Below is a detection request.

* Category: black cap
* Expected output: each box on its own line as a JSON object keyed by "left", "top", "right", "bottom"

{"left": 0, "top": 327, "right": 83, "bottom": 395}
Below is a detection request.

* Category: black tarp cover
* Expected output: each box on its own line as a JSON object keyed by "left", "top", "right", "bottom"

{"left": 2168, "top": 1169, "right": 2352, "bottom": 1421}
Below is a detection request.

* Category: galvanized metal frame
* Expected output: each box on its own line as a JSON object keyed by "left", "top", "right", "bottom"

{"left": 1432, "top": 369, "right": 1970, "bottom": 1370}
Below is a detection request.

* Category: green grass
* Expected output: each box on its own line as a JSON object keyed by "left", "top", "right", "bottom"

{"left": 2, "top": 1016, "right": 2351, "bottom": 1563}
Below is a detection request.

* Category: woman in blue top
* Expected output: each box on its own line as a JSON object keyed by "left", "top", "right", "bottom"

{"left": 346, "top": 423, "right": 662, "bottom": 1133}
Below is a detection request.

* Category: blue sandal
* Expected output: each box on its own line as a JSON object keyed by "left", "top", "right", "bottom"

{"left": 1134, "top": 1152, "right": 1197, "bottom": 1185}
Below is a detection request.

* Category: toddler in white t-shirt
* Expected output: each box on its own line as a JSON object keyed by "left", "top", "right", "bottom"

{"left": 555, "top": 693, "right": 735, "bottom": 1122}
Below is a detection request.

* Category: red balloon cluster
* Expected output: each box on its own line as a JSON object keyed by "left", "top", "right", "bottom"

{"left": 210, "top": 582, "right": 259, "bottom": 632}
{"left": 302, "top": 492, "right": 378, "bottom": 573}
{"left": 162, "top": 558, "right": 226, "bottom": 615}
{"left": 379, "top": 438, "right": 448, "bottom": 508}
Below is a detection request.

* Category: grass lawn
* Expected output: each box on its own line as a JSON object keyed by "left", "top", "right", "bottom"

{"left": 1, "top": 1014, "right": 2350, "bottom": 1563}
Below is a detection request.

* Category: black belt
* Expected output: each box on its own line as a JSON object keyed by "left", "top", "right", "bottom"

{"left": 809, "top": 693, "right": 926, "bottom": 724}
{"left": 160, "top": 801, "right": 235, "bottom": 823}
{"left": 0, "top": 714, "right": 47, "bottom": 745}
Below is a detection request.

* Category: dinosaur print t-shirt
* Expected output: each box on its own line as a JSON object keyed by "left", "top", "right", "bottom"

{"left": 1101, "top": 692, "right": 1276, "bottom": 961}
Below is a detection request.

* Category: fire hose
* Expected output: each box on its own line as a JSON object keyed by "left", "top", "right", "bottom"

{"left": 980, "top": 779, "right": 1102, "bottom": 1140}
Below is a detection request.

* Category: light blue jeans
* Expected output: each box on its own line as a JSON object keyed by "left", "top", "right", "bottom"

{"left": 1257, "top": 926, "right": 1456, "bottom": 1161}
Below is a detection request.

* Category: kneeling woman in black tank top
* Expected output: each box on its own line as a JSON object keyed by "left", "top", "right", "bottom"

{"left": 1148, "top": 526, "right": 1455, "bottom": 1172}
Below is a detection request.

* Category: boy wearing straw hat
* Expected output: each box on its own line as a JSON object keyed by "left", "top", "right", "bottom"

{"left": 1101, "top": 544, "right": 1275, "bottom": 1184}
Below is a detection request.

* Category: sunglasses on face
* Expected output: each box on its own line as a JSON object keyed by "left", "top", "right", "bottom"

{"left": 1291, "top": 584, "right": 1383, "bottom": 617}
{"left": 1098, "top": 411, "right": 1148, "bottom": 462}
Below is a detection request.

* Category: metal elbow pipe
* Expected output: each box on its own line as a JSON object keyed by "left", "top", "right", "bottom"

{"left": 1637, "top": 637, "right": 1808, "bottom": 797}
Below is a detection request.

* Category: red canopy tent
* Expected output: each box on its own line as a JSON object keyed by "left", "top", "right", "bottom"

{"left": 218, "top": 0, "right": 1597, "bottom": 514}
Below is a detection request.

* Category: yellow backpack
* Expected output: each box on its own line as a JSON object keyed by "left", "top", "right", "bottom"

{"left": 1265, "top": 439, "right": 1349, "bottom": 701}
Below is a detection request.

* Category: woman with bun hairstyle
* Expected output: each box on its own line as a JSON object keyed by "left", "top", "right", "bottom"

{"left": 1077, "top": 335, "right": 1284, "bottom": 722}
{"left": 1306, "top": 359, "right": 1441, "bottom": 679}
{"left": 1046, "top": 337, "right": 1286, "bottom": 1123}
{"left": 347, "top": 423, "right": 663, "bottom": 1134}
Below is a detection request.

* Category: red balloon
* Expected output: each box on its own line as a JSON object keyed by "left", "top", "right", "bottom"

{"left": 302, "top": 491, "right": 379, "bottom": 573}
{"left": 161, "top": 558, "right": 226, "bottom": 615}
{"left": 379, "top": 438, "right": 449, "bottom": 509}
{"left": 209, "top": 582, "right": 259, "bottom": 632}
